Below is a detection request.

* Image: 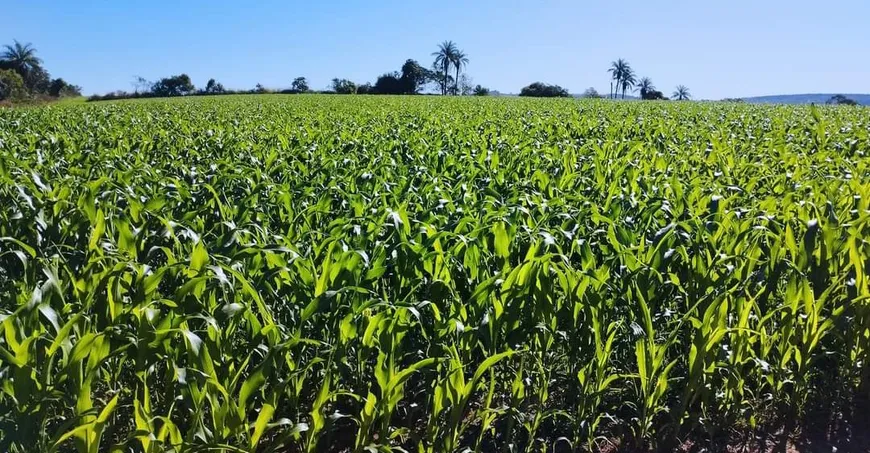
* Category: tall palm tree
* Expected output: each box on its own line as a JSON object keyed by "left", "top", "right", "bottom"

{"left": 1, "top": 40, "right": 42, "bottom": 76}
{"left": 620, "top": 67, "right": 636, "bottom": 99}
{"left": 607, "top": 59, "right": 628, "bottom": 99}
{"left": 451, "top": 49, "right": 469, "bottom": 96}
{"left": 673, "top": 85, "right": 691, "bottom": 101}
{"left": 636, "top": 77, "right": 655, "bottom": 99}
{"left": 432, "top": 41, "right": 458, "bottom": 95}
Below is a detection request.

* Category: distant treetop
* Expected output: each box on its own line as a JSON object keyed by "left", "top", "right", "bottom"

{"left": 827, "top": 94, "right": 857, "bottom": 106}
{"left": 519, "top": 82, "right": 570, "bottom": 98}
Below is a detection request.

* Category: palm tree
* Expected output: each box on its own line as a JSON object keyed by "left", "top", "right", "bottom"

{"left": 451, "top": 49, "right": 469, "bottom": 96}
{"left": 607, "top": 59, "right": 628, "bottom": 99}
{"left": 673, "top": 85, "right": 691, "bottom": 101}
{"left": 1, "top": 40, "right": 42, "bottom": 77}
{"left": 636, "top": 77, "right": 655, "bottom": 99}
{"left": 608, "top": 59, "right": 635, "bottom": 99}
{"left": 432, "top": 41, "right": 458, "bottom": 95}
{"left": 620, "top": 67, "right": 636, "bottom": 99}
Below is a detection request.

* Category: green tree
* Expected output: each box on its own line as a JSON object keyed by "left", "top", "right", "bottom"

{"left": 152, "top": 74, "right": 195, "bottom": 96}
{"left": 374, "top": 72, "right": 404, "bottom": 94}
{"left": 673, "top": 85, "right": 691, "bottom": 100}
{"left": 620, "top": 67, "right": 636, "bottom": 99}
{"left": 636, "top": 77, "right": 654, "bottom": 99}
{"left": 519, "top": 82, "right": 570, "bottom": 97}
{"left": 582, "top": 87, "right": 603, "bottom": 98}
{"left": 607, "top": 59, "right": 637, "bottom": 98}
{"left": 331, "top": 78, "right": 357, "bottom": 94}
{"left": 48, "top": 78, "right": 82, "bottom": 97}
{"left": 607, "top": 59, "right": 629, "bottom": 98}
{"left": 26, "top": 66, "right": 51, "bottom": 93}
{"left": 292, "top": 77, "right": 310, "bottom": 92}
{"left": 400, "top": 59, "right": 428, "bottom": 94}
{"left": 473, "top": 84, "right": 490, "bottom": 96}
{"left": 644, "top": 90, "right": 667, "bottom": 100}
{"left": 457, "top": 74, "right": 474, "bottom": 95}
{"left": 432, "top": 41, "right": 458, "bottom": 95}
{"left": 0, "top": 69, "right": 26, "bottom": 101}
{"left": 132, "top": 76, "right": 151, "bottom": 94}
{"left": 827, "top": 94, "right": 857, "bottom": 106}
{"left": 1, "top": 41, "right": 41, "bottom": 73}
{"left": 1, "top": 40, "right": 46, "bottom": 92}
{"left": 451, "top": 49, "right": 469, "bottom": 95}
{"left": 428, "top": 61, "right": 454, "bottom": 95}
{"left": 204, "top": 78, "right": 225, "bottom": 94}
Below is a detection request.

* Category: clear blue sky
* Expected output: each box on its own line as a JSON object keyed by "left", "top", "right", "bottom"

{"left": 4, "top": 0, "right": 867, "bottom": 98}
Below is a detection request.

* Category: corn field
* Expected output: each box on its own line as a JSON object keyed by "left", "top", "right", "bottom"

{"left": 1, "top": 96, "right": 868, "bottom": 452}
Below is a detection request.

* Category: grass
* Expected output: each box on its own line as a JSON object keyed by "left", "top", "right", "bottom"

{"left": 0, "top": 95, "right": 868, "bottom": 452}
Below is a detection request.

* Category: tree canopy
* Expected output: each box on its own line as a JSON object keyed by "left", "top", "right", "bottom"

{"left": 473, "top": 85, "right": 490, "bottom": 96}
{"left": 827, "top": 94, "right": 857, "bottom": 106}
{"left": 48, "top": 78, "right": 81, "bottom": 97}
{"left": 291, "top": 77, "right": 310, "bottom": 93}
{"left": 400, "top": 59, "right": 429, "bottom": 94}
{"left": 582, "top": 87, "right": 603, "bottom": 99}
{"left": 205, "top": 78, "right": 226, "bottom": 94}
{"left": 672, "top": 85, "right": 691, "bottom": 101}
{"left": 152, "top": 74, "right": 195, "bottom": 97}
{"left": 373, "top": 72, "right": 404, "bottom": 94}
{"left": 637, "top": 78, "right": 666, "bottom": 100}
{"left": 519, "top": 82, "right": 570, "bottom": 98}
{"left": 331, "top": 78, "right": 357, "bottom": 94}
{"left": 608, "top": 59, "right": 633, "bottom": 99}
{"left": 432, "top": 41, "right": 458, "bottom": 95}
{"left": 0, "top": 69, "right": 26, "bottom": 101}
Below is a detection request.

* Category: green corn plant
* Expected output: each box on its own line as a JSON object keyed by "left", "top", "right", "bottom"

{"left": 423, "top": 347, "right": 515, "bottom": 452}
{"left": 572, "top": 314, "right": 619, "bottom": 451}
{"left": 1, "top": 96, "right": 867, "bottom": 452}
{"left": 627, "top": 285, "right": 679, "bottom": 449}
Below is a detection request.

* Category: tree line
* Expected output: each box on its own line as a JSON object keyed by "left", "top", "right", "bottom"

{"left": 3, "top": 38, "right": 865, "bottom": 105}
{"left": 88, "top": 52, "right": 696, "bottom": 102}
{"left": 513, "top": 59, "right": 694, "bottom": 100}
{"left": 606, "top": 58, "right": 691, "bottom": 100}
{"left": 0, "top": 40, "right": 81, "bottom": 103}
{"left": 88, "top": 41, "right": 493, "bottom": 101}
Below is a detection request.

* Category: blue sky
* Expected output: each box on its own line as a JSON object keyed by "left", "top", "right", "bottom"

{"left": 4, "top": 0, "right": 867, "bottom": 98}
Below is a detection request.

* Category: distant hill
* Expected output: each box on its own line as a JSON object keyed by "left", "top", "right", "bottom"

{"left": 742, "top": 93, "right": 870, "bottom": 105}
